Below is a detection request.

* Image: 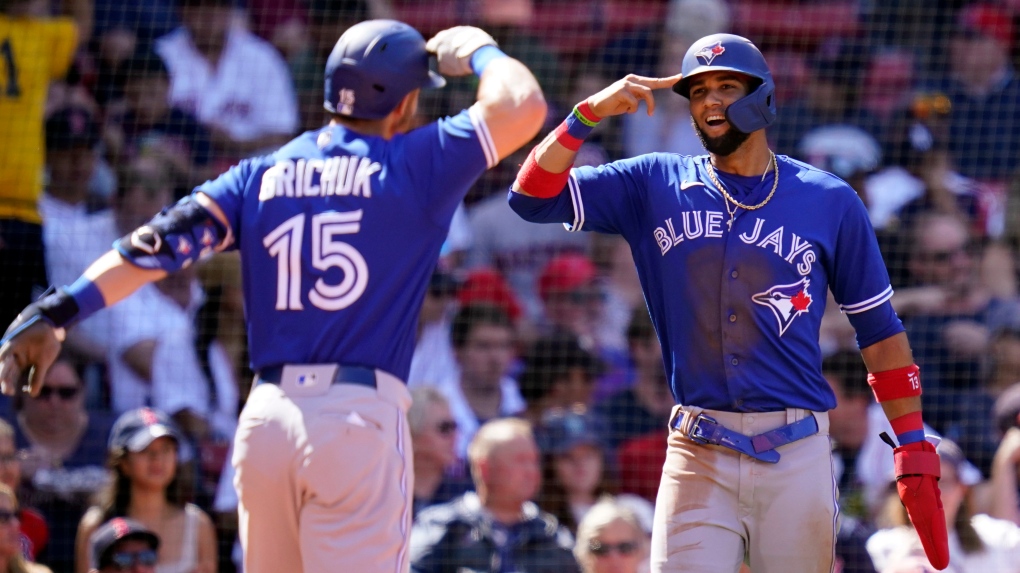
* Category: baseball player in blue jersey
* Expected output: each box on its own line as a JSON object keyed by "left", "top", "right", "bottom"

{"left": 0, "top": 20, "right": 546, "bottom": 573}
{"left": 509, "top": 34, "right": 950, "bottom": 572}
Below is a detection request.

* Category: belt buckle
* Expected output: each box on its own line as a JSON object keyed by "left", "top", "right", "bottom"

{"left": 688, "top": 413, "right": 718, "bottom": 445}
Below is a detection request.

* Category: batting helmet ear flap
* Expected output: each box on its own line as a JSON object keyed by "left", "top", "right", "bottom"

{"left": 724, "top": 81, "right": 776, "bottom": 134}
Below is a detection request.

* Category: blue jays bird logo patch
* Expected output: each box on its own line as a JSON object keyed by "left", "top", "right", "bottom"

{"left": 752, "top": 278, "right": 812, "bottom": 336}
{"left": 695, "top": 42, "right": 726, "bottom": 65}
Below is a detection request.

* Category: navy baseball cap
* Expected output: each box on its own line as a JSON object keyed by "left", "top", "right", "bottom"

{"left": 90, "top": 517, "right": 159, "bottom": 569}
{"left": 109, "top": 407, "right": 182, "bottom": 453}
{"left": 535, "top": 408, "right": 606, "bottom": 456}
{"left": 45, "top": 106, "right": 101, "bottom": 151}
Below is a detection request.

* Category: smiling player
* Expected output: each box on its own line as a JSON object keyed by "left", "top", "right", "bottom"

{"left": 508, "top": 33, "right": 949, "bottom": 572}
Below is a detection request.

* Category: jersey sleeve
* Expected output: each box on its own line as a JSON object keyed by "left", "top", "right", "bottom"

{"left": 45, "top": 18, "right": 78, "bottom": 80}
{"left": 193, "top": 158, "right": 258, "bottom": 243}
{"left": 564, "top": 154, "right": 656, "bottom": 236}
{"left": 829, "top": 191, "right": 896, "bottom": 315}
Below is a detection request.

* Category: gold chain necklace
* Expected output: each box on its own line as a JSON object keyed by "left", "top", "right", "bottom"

{"left": 706, "top": 151, "right": 779, "bottom": 231}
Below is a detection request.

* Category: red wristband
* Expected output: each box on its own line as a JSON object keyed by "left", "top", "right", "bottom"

{"left": 867, "top": 364, "right": 922, "bottom": 402}
{"left": 576, "top": 101, "right": 602, "bottom": 123}
{"left": 553, "top": 121, "right": 584, "bottom": 152}
{"left": 515, "top": 147, "right": 571, "bottom": 199}
{"left": 890, "top": 411, "right": 924, "bottom": 436}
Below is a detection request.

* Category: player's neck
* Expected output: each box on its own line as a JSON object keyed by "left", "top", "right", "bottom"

{"left": 710, "top": 133, "right": 772, "bottom": 177}
{"left": 330, "top": 116, "right": 398, "bottom": 140}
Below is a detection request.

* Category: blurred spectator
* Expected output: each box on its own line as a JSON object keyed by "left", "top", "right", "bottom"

{"left": 409, "top": 386, "right": 472, "bottom": 518}
{"left": 867, "top": 438, "right": 1020, "bottom": 573}
{"left": 975, "top": 424, "right": 1020, "bottom": 527}
{"left": 38, "top": 105, "right": 112, "bottom": 365}
{"left": 621, "top": 0, "right": 730, "bottom": 159}
{"left": 615, "top": 432, "right": 665, "bottom": 504}
{"left": 0, "top": 484, "right": 51, "bottom": 573}
{"left": 465, "top": 189, "right": 589, "bottom": 325}
{"left": 75, "top": 408, "right": 216, "bottom": 573}
{"left": 798, "top": 124, "right": 881, "bottom": 203}
{"left": 935, "top": 3, "right": 1020, "bottom": 183}
{"left": 409, "top": 418, "right": 579, "bottom": 573}
{"left": 538, "top": 254, "right": 602, "bottom": 345}
{"left": 535, "top": 408, "right": 653, "bottom": 537}
{"left": 593, "top": 308, "right": 674, "bottom": 451}
{"left": 154, "top": 0, "right": 298, "bottom": 160}
{"left": 13, "top": 359, "right": 113, "bottom": 573}
{"left": 104, "top": 50, "right": 212, "bottom": 189}
{"left": 443, "top": 304, "right": 524, "bottom": 459}
{"left": 86, "top": 517, "right": 158, "bottom": 573}
{"left": 588, "top": 234, "right": 644, "bottom": 399}
{"left": 245, "top": 0, "right": 309, "bottom": 63}
{"left": 407, "top": 269, "right": 461, "bottom": 389}
{"left": 0, "top": 0, "right": 79, "bottom": 326}
{"left": 518, "top": 332, "right": 603, "bottom": 425}
{"left": 573, "top": 497, "right": 650, "bottom": 573}
{"left": 771, "top": 39, "right": 879, "bottom": 158}
{"left": 104, "top": 263, "right": 239, "bottom": 452}
{"left": 824, "top": 351, "right": 875, "bottom": 521}
{"left": 0, "top": 420, "right": 47, "bottom": 562}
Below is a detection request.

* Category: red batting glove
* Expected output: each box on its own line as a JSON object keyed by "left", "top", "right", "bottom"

{"left": 894, "top": 440, "right": 950, "bottom": 570}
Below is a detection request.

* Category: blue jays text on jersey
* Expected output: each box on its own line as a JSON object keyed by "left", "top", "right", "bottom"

{"left": 510, "top": 153, "right": 904, "bottom": 412}
{"left": 166, "top": 106, "right": 497, "bottom": 379}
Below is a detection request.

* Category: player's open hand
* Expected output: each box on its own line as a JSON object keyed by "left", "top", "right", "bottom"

{"left": 0, "top": 314, "right": 63, "bottom": 397}
{"left": 586, "top": 73, "right": 684, "bottom": 119}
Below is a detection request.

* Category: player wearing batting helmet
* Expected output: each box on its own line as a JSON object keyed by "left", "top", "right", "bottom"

{"left": 0, "top": 19, "right": 546, "bottom": 573}
{"left": 509, "top": 33, "right": 949, "bottom": 571}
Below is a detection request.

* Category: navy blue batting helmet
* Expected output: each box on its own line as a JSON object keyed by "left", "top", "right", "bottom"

{"left": 672, "top": 33, "right": 776, "bottom": 133}
{"left": 324, "top": 20, "right": 446, "bottom": 119}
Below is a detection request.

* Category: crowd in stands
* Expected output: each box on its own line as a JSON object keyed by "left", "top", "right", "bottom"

{"left": 3, "top": 0, "right": 1020, "bottom": 571}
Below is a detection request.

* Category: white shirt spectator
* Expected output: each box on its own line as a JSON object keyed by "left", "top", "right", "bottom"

{"left": 440, "top": 372, "right": 526, "bottom": 459}
{"left": 155, "top": 24, "right": 297, "bottom": 143}
{"left": 867, "top": 515, "right": 1020, "bottom": 572}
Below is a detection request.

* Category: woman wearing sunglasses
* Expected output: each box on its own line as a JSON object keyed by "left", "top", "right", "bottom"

{"left": 0, "top": 483, "right": 52, "bottom": 573}
{"left": 573, "top": 498, "right": 649, "bottom": 573}
{"left": 74, "top": 408, "right": 216, "bottom": 573}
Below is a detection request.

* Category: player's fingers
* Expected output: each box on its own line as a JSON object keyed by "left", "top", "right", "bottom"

{"left": 617, "top": 90, "right": 641, "bottom": 114}
{"left": 627, "top": 83, "right": 656, "bottom": 115}
{"left": 0, "top": 353, "right": 20, "bottom": 397}
{"left": 629, "top": 73, "right": 684, "bottom": 90}
{"left": 25, "top": 341, "right": 58, "bottom": 397}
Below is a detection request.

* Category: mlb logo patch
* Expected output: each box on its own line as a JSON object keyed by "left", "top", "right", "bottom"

{"left": 338, "top": 89, "right": 356, "bottom": 116}
{"left": 695, "top": 42, "right": 726, "bottom": 65}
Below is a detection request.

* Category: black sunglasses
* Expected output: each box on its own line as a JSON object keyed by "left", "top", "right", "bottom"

{"left": 110, "top": 549, "right": 158, "bottom": 569}
{"left": 35, "top": 386, "right": 79, "bottom": 400}
{"left": 0, "top": 510, "right": 17, "bottom": 524}
{"left": 589, "top": 540, "right": 638, "bottom": 557}
{"left": 436, "top": 420, "right": 458, "bottom": 436}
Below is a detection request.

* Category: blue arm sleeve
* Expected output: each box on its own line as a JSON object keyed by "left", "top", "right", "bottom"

{"left": 847, "top": 300, "right": 905, "bottom": 349}
{"left": 507, "top": 187, "right": 575, "bottom": 225}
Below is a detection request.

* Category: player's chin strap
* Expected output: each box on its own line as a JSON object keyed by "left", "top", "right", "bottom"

{"left": 869, "top": 365, "right": 950, "bottom": 571}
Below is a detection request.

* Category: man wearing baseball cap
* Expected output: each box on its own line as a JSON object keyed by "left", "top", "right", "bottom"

{"left": 88, "top": 517, "right": 159, "bottom": 573}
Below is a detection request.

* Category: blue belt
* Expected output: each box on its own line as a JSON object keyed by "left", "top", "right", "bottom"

{"left": 257, "top": 365, "right": 377, "bottom": 389}
{"left": 672, "top": 412, "right": 819, "bottom": 464}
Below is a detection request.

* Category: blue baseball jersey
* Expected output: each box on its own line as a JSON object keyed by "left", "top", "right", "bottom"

{"left": 510, "top": 153, "right": 903, "bottom": 412}
{"left": 197, "top": 106, "right": 497, "bottom": 379}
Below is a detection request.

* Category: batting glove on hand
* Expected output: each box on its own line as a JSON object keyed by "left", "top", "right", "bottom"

{"left": 0, "top": 291, "right": 70, "bottom": 397}
{"left": 891, "top": 438, "right": 950, "bottom": 570}
{"left": 425, "top": 26, "right": 498, "bottom": 77}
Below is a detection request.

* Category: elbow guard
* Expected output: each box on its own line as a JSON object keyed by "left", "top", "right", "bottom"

{"left": 867, "top": 364, "right": 922, "bottom": 402}
{"left": 115, "top": 196, "right": 232, "bottom": 272}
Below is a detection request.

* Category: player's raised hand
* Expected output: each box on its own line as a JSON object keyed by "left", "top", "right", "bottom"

{"left": 586, "top": 73, "right": 684, "bottom": 119}
{"left": 0, "top": 310, "right": 64, "bottom": 397}
{"left": 426, "top": 26, "right": 498, "bottom": 77}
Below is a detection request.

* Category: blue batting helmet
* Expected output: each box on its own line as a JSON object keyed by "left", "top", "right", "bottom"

{"left": 323, "top": 20, "right": 446, "bottom": 119}
{"left": 672, "top": 33, "right": 776, "bottom": 134}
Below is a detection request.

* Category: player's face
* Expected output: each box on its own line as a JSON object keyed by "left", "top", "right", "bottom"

{"left": 486, "top": 436, "right": 541, "bottom": 504}
{"left": 122, "top": 437, "right": 178, "bottom": 491}
{"left": 456, "top": 324, "right": 516, "bottom": 390}
{"left": 553, "top": 443, "right": 603, "bottom": 496}
{"left": 583, "top": 518, "right": 646, "bottom": 573}
{"left": 687, "top": 72, "right": 754, "bottom": 156}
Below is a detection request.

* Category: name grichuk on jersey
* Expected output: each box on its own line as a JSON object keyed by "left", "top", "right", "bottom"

{"left": 194, "top": 106, "right": 497, "bottom": 379}
{"left": 510, "top": 153, "right": 904, "bottom": 413}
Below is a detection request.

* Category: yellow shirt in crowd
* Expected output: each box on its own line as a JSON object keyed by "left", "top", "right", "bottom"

{"left": 0, "top": 15, "right": 77, "bottom": 225}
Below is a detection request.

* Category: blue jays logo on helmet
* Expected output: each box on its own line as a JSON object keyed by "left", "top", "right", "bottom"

{"left": 695, "top": 42, "right": 726, "bottom": 66}
{"left": 752, "top": 278, "right": 813, "bottom": 336}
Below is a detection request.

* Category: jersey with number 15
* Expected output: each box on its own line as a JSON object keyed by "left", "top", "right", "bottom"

{"left": 197, "top": 106, "right": 497, "bottom": 378}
